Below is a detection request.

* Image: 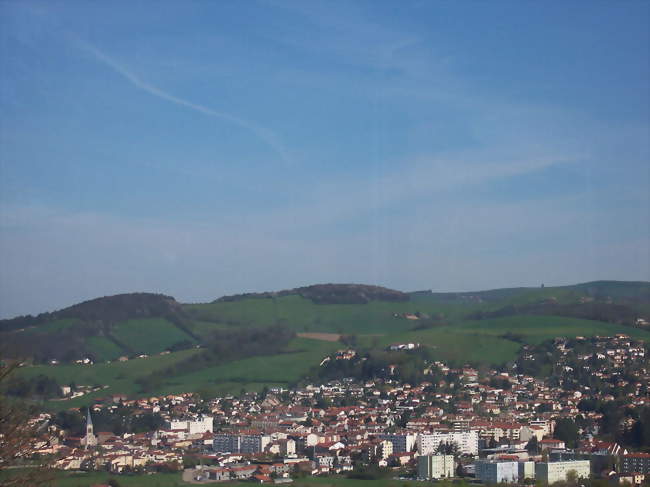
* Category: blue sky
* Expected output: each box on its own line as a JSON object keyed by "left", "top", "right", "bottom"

{"left": 0, "top": 0, "right": 648, "bottom": 317}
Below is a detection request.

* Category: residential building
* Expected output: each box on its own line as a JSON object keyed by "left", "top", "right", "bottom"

{"left": 418, "top": 455, "right": 455, "bottom": 479}
{"left": 518, "top": 461, "right": 536, "bottom": 481}
{"left": 378, "top": 433, "right": 416, "bottom": 453}
{"left": 475, "top": 460, "right": 519, "bottom": 484}
{"left": 621, "top": 454, "right": 650, "bottom": 474}
{"left": 417, "top": 431, "right": 479, "bottom": 456}
{"left": 535, "top": 460, "right": 591, "bottom": 484}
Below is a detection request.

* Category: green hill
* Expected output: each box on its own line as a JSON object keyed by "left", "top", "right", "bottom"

{"left": 3, "top": 281, "right": 650, "bottom": 407}
{"left": 0, "top": 293, "right": 196, "bottom": 363}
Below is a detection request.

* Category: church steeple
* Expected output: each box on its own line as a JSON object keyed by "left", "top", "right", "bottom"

{"left": 86, "top": 408, "right": 93, "bottom": 433}
{"left": 83, "top": 407, "right": 97, "bottom": 449}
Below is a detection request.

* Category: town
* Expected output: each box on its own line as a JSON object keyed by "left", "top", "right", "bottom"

{"left": 23, "top": 334, "right": 650, "bottom": 485}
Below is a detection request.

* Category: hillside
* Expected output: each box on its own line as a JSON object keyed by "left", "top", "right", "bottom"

{"left": 2, "top": 280, "right": 649, "bottom": 407}
{"left": 0, "top": 293, "right": 196, "bottom": 363}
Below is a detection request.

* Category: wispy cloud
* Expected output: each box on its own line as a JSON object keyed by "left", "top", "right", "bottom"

{"left": 71, "top": 37, "right": 292, "bottom": 165}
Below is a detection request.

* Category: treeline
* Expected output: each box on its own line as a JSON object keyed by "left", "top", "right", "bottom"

{"left": 216, "top": 283, "right": 409, "bottom": 305}
{"left": 468, "top": 301, "right": 644, "bottom": 326}
{"left": 0, "top": 293, "right": 180, "bottom": 332}
{"left": 316, "top": 348, "right": 442, "bottom": 385}
{"left": 577, "top": 401, "right": 650, "bottom": 449}
{"left": 54, "top": 408, "right": 165, "bottom": 437}
{"left": 1, "top": 323, "right": 104, "bottom": 363}
{"left": 2, "top": 374, "right": 62, "bottom": 399}
{"left": 137, "top": 326, "right": 295, "bottom": 392}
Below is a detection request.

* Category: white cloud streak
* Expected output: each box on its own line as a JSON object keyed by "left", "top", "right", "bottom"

{"left": 72, "top": 37, "right": 292, "bottom": 165}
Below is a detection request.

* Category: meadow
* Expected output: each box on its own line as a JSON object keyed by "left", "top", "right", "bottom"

{"left": 112, "top": 318, "right": 197, "bottom": 355}
{"left": 50, "top": 472, "right": 434, "bottom": 487}
{"left": 184, "top": 294, "right": 478, "bottom": 334}
{"left": 14, "top": 338, "right": 341, "bottom": 409}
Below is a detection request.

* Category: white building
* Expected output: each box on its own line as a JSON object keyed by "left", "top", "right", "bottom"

{"left": 378, "top": 433, "right": 416, "bottom": 452}
{"left": 475, "top": 460, "right": 519, "bottom": 484}
{"left": 535, "top": 460, "right": 591, "bottom": 484}
{"left": 213, "top": 433, "right": 271, "bottom": 454}
{"left": 418, "top": 455, "right": 455, "bottom": 479}
{"left": 417, "top": 431, "right": 479, "bottom": 456}
{"left": 519, "top": 461, "right": 536, "bottom": 481}
{"left": 168, "top": 415, "right": 213, "bottom": 434}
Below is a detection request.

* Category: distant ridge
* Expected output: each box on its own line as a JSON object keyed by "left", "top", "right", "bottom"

{"left": 215, "top": 283, "right": 409, "bottom": 305}
{"left": 1, "top": 280, "right": 648, "bottom": 366}
{"left": 1, "top": 292, "right": 180, "bottom": 333}
{"left": 409, "top": 280, "right": 650, "bottom": 303}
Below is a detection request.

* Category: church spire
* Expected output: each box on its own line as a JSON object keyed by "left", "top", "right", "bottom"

{"left": 84, "top": 407, "right": 97, "bottom": 449}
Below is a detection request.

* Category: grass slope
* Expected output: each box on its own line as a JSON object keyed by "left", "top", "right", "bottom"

{"left": 15, "top": 349, "right": 199, "bottom": 411}
{"left": 112, "top": 318, "right": 196, "bottom": 355}
{"left": 361, "top": 329, "right": 522, "bottom": 366}
{"left": 84, "top": 336, "right": 124, "bottom": 362}
{"left": 50, "top": 472, "right": 429, "bottom": 487}
{"left": 151, "top": 338, "right": 342, "bottom": 397}
{"left": 452, "top": 315, "right": 650, "bottom": 344}
{"left": 185, "top": 295, "right": 478, "bottom": 334}
{"left": 52, "top": 472, "right": 188, "bottom": 486}
{"left": 14, "top": 338, "right": 340, "bottom": 409}
{"left": 50, "top": 471, "right": 430, "bottom": 487}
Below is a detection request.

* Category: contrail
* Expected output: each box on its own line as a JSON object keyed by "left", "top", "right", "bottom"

{"left": 74, "top": 38, "right": 291, "bottom": 165}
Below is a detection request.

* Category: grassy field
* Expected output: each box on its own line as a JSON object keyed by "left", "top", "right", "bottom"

{"left": 50, "top": 472, "right": 430, "bottom": 487}
{"left": 15, "top": 349, "right": 200, "bottom": 410}
{"left": 85, "top": 336, "right": 124, "bottom": 362}
{"left": 112, "top": 318, "right": 197, "bottom": 355}
{"left": 451, "top": 315, "right": 650, "bottom": 344}
{"left": 13, "top": 338, "right": 341, "bottom": 409}
{"left": 360, "top": 328, "right": 522, "bottom": 366}
{"left": 21, "top": 318, "right": 82, "bottom": 334}
{"left": 186, "top": 319, "right": 234, "bottom": 338}
{"left": 52, "top": 471, "right": 189, "bottom": 486}
{"left": 154, "top": 337, "right": 341, "bottom": 396}
{"left": 290, "top": 477, "right": 429, "bottom": 487}
{"left": 184, "top": 295, "right": 478, "bottom": 335}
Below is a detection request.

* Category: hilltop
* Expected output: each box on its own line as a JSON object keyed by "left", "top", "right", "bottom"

{"left": 216, "top": 283, "right": 409, "bottom": 304}
{"left": 0, "top": 293, "right": 194, "bottom": 363}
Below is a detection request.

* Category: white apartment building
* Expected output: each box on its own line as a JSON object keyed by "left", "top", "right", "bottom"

{"left": 535, "top": 460, "right": 591, "bottom": 484}
{"left": 168, "top": 415, "right": 213, "bottom": 434}
{"left": 417, "top": 431, "right": 479, "bottom": 456}
{"left": 418, "top": 455, "right": 455, "bottom": 479}
{"left": 475, "top": 460, "right": 519, "bottom": 484}
{"left": 213, "top": 433, "right": 271, "bottom": 454}
{"left": 378, "top": 433, "right": 417, "bottom": 452}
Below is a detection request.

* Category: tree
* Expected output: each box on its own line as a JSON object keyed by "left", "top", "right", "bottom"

{"left": 436, "top": 441, "right": 459, "bottom": 456}
{"left": 526, "top": 436, "right": 539, "bottom": 455}
{"left": 0, "top": 362, "right": 55, "bottom": 486}
{"left": 566, "top": 469, "right": 578, "bottom": 486}
{"left": 554, "top": 418, "right": 579, "bottom": 448}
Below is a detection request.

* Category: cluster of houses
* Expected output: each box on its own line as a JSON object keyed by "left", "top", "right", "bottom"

{"left": 28, "top": 334, "right": 650, "bottom": 484}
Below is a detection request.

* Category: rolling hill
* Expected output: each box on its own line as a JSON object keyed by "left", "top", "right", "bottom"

{"left": 2, "top": 280, "right": 649, "bottom": 407}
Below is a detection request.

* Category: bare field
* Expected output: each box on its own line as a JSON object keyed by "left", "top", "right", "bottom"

{"left": 297, "top": 332, "right": 342, "bottom": 342}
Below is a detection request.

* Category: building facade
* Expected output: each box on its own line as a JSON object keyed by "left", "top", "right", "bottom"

{"left": 378, "top": 433, "right": 416, "bottom": 453}
{"left": 621, "top": 454, "right": 650, "bottom": 474}
{"left": 535, "top": 460, "right": 591, "bottom": 484}
{"left": 417, "top": 431, "right": 479, "bottom": 456}
{"left": 475, "top": 460, "right": 519, "bottom": 484}
{"left": 418, "top": 454, "right": 455, "bottom": 479}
